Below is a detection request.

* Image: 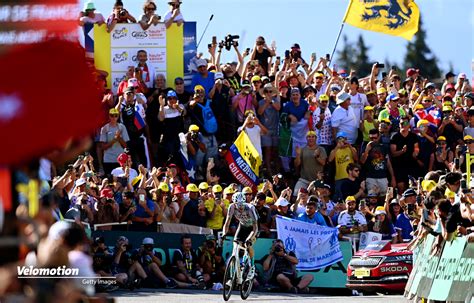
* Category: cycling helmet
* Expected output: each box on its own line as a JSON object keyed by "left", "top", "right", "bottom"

{"left": 232, "top": 192, "right": 246, "bottom": 205}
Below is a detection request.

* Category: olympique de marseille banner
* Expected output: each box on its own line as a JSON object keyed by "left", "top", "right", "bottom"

{"left": 225, "top": 131, "right": 262, "bottom": 189}
{"left": 276, "top": 216, "right": 343, "bottom": 270}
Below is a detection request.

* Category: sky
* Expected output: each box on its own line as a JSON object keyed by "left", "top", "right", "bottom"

{"left": 81, "top": 0, "right": 473, "bottom": 79}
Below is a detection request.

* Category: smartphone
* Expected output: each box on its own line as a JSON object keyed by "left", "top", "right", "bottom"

{"left": 311, "top": 52, "right": 316, "bottom": 60}
{"left": 382, "top": 72, "right": 387, "bottom": 78}
{"left": 360, "top": 199, "right": 366, "bottom": 208}
{"left": 276, "top": 56, "right": 280, "bottom": 61}
{"left": 391, "top": 66, "right": 397, "bottom": 71}
{"left": 212, "top": 36, "right": 217, "bottom": 45}
{"left": 325, "top": 53, "right": 330, "bottom": 61}
{"left": 207, "top": 43, "right": 212, "bottom": 49}
{"left": 461, "top": 179, "right": 468, "bottom": 193}
{"left": 376, "top": 62, "right": 385, "bottom": 68}
{"left": 454, "top": 158, "right": 460, "bottom": 169}
{"left": 139, "top": 194, "right": 145, "bottom": 202}
{"left": 387, "top": 187, "right": 394, "bottom": 196}
{"left": 284, "top": 50, "right": 290, "bottom": 59}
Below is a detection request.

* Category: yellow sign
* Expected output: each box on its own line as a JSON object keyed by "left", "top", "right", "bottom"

{"left": 344, "top": 0, "right": 420, "bottom": 40}
{"left": 234, "top": 131, "right": 262, "bottom": 176}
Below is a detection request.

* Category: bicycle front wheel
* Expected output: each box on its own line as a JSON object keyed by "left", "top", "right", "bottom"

{"left": 240, "top": 260, "right": 254, "bottom": 300}
{"left": 223, "top": 256, "right": 236, "bottom": 301}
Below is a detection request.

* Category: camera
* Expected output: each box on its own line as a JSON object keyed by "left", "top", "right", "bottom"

{"left": 223, "top": 34, "right": 239, "bottom": 51}
{"left": 190, "top": 131, "right": 199, "bottom": 141}
{"left": 375, "top": 62, "right": 385, "bottom": 68}
{"left": 274, "top": 245, "right": 283, "bottom": 253}
{"left": 119, "top": 9, "right": 127, "bottom": 17}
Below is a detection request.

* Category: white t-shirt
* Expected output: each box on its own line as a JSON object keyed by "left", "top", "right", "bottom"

{"left": 238, "top": 124, "right": 262, "bottom": 158}
{"left": 331, "top": 106, "right": 358, "bottom": 144}
{"left": 313, "top": 107, "right": 332, "bottom": 145}
{"left": 164, "top": 11, "right": 184, "bottom": 23}
{"left": 111, "top": 167, "right": 139, "bottom": 186}
{"left": 337, "top": 210, "right": 367, "bottom": 227}
{"left": 80, "top": 12, "right": 105, "bottom": 24}
{"left": 350, "top": 92, "right": 369, "bottom": 124}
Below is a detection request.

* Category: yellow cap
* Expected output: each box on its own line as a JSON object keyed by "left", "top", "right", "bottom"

{"left": 437, "top": 136, "right": 446, "bottom": 141}
{"left": 109, "top": 108, "right": 119, "bottom": 115}
{"left": 314, "top": 72, "right": 324, "bottom": 78}
{"left": 131, "top": 176, "right": 142, "bottom": 186}
{"left": 199, "top": 182, "right": 209, "bottom": 190}
{"left": 189, "top": 124, "right": 200, "bottom": 132}
{"left": 265, "top": 197, "right": 274, "bottom": 204}
{"left": 421, "top": 180, "right": 437, "bottom": 192}
{"left": 186, "top": 183, "right": 199, "bottom": 192}
{"left": 212, "top": 184, "right": 222, "bottom": 193}
{"left": 442, "top": 106, "right": 453, "bottom": 112}
{"left": 257, "top": 182, "right": 264, "bottom": 191}
{"left": 377, "top": 87, "right": 387, "bottom": 94}
{"left": 244, "top": 109, "right": 255, "bottom": 117}
{"left": 411, "top": 91, "right": 420, "bottom": 98}
{"left": 375, "top": 206, "right": 385, "bottom": 212}
{"left": 445, "top": 188, "right": 455, "bottom": 198}
{"left": 416, "top": 119, "right": 429, "bottom": 128}
{"left": 381, "top": 118, "right": 391, "bottom": 124}
{"left": 364, "top": 105, "right": 374, "bottom": 111}
{"left": 366, "top": 90, "right": 375, "bottom": 95}
{"left": 345, "top": 196, "right": 356, "bottom": 202}
{"left": 422, "top": 96, "right": 432, "bottom": 101}
{"left": 319, "top": 94, "right": 329, "bottom": 101}
{"left": 251, "top": 75, "right": 261, "bottom": 83}
{"left": 223, "top": 186, "right": 236, "bottom": 195}
{"left": 414, "top": 104, "right": 424, "bottom": 110}
{"left": 398, "top": 89, "right": 407, "bottom": 95}
{"left": 194, "top": 85, "right": 205, "bottom": 92}
{"left": 306, "top": 131, "right": 317, "bottom": 137}
{"left": 242, "top": 186, "right": 253, "bottom": 194}
{"left": 464, "top": 135, "right": 474, "bottom": 141}
{"left": 443, "top": 101, "right": 453, "bottom": 106}
{"left": 158, "top": 182, "right": 170, "bottom": 192}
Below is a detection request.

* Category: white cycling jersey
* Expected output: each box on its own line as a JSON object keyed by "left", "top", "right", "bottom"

{"left": 227, "top": 203, "right": 258, "bottom": 227}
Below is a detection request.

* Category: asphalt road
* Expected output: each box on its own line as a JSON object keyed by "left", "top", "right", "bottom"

{"left": 113, "top": 289, "right": 409, "bottom": 303}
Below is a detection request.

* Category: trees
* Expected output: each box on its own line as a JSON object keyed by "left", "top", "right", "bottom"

{"left": 336, "top": 34, "right": 372, "bottom": 78}
{"left": 403, "top": 18, "right": 441, "bottom": 79}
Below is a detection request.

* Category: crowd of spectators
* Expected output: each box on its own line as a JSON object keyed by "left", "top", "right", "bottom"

{"left": 3, "top": 0, "right": 474, "bottom": 300}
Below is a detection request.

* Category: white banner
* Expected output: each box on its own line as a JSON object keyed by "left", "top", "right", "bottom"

{"left": 276, "top": 216, "right": 343, "bottom": 270}
{"left": 359, "top": 232, "right": 382, "bottom": 250}
{"left": 109, "top": 24, "right": 167, "bottom": 92}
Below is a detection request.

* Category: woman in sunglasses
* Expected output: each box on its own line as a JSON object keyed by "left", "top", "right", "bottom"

{"left": 164, "top": 0, "right": 184, "bottom": 28}
{"left": 139, "top": 1, "right": 161, "bottom": 30}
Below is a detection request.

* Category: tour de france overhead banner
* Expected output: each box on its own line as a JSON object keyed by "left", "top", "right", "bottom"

{"left": 86, "top": 22, "right": 196, "bottom": 91}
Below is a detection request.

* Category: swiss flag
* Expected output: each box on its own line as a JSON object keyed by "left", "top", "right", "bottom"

{"left": 0, "top": 39, "right": 103, "bottom": 165}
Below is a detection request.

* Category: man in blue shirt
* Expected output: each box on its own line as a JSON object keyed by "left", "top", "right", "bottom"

{"left": 190, "top": 59, "right": 215, "bottom": 97}
{"left": 282, "top": 88, "right": 309, "bottom": 121}
{"left": 132, "top": 188, "right": 156, "bottom": 231}
{"left": 297, "top": 198, "right": 327, "bottom": 226}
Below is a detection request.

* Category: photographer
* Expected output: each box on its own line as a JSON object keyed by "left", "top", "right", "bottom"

{"left": 95, "top": 188, "right": 119, "bottom": 230}
{"left": 64, "top": 192, "right": 95, "bottom": 224}
{"left": 232, "top": 80, "right": 257, "bottom": 124}
{"left": 164, "top": 0, "right": 184, "bottom": 28}
{"left": 198, "top": 238, "right": 225, "bottom": 287}
{"left": 139, "top": 1, "right": 161, "bottom": 30}
{"left": 263, "top": 239, "right": 313, "bottom": 293}
{"left": 106, "top": 0, "right": 137, "bottom": 33}
{"left": 133, "top": 238, "right": 178, "bottom": 288}
{"left": 185, "top": 124, "right": 207, "bottom": 161}
{"left": 250, "top": 36, "right": 275, "bottom": 75}
{"left": 111, "top": 236, "right": 148, "bottom": 290}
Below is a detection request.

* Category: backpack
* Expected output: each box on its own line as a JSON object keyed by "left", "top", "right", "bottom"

{"left": 197, "top": 100, "right": 218, "bottom": 134}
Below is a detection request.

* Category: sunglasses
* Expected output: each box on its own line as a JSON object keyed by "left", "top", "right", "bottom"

{"left": 400, "top": 121, "right": 410, "bottom": 126}
{"left": 320, "top": 100, "right": 328, "bottom": 103}
{"left": 315, "top": 77, "right": 323, "bottom": 80}
{"left": 146, "top": 7, "right": 156, "bottom": 11}
{"left": 171, "top": 181, "right": 179, "bottom": 184}
{"left": 353, "top": 169, "right": 360, "bottom": 173}
{"left": 466, "top": 141, "right": 474, "bottom": 144}
{"left": 125, "top": 92, "right": 134, "bottom": 95}
{"left": 175, "top": 82, "right": 184, "bottom": 85}
{"left": 438, "top": 141, "right": 446, "bottom": 145}
{"left": 110, "top": 114, "right": 119, "bottom": 118}
{"left": 244, "top": 193, "right": 252, "bottom": 196}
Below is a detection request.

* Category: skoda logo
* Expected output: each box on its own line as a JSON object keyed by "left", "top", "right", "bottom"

{"left": 132, "top": 31, "right": 148, "bottom": 38}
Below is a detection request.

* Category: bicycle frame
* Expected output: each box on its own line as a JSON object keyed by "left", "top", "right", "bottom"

{"left": 229, "top": 240, "right": 250, "bottom": 284}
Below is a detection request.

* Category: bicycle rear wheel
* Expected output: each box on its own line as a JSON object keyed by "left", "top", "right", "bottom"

{"left": 240, "top": 259, "right": 254, "bottom": 300}
{"left": 223, "top": 256, "right": 236, "bottom": 301}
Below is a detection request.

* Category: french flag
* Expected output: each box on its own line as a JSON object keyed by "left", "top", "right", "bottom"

{"left": 134, "top": 111, "right": 146, "bottom": 131}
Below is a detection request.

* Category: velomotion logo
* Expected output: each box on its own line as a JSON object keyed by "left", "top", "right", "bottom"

{"left": 18, "top": 265, "right": 79, "bottom": 277}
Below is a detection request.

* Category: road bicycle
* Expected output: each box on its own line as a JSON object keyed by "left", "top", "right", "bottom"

{"left": 222, "top": 239, "right": 254, "bottom": 301}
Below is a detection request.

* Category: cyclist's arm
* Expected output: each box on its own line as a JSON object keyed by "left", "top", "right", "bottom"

{"left": 246, "top": 220, "right": 258, "bottom": 243}
{"left": 222, "top": 204, "right": 234, "bottom": 236}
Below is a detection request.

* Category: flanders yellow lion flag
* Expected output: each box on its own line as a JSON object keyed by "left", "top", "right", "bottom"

{"left": 344, "top": 0, "right": 420, "bottom": 40}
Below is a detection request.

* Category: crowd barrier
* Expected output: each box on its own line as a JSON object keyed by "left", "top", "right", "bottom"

{"left": 404, "top": 235, "right": 474, "bottom": 302}
{"left": 93, "top": 229, "right": 353, "bottom": 289}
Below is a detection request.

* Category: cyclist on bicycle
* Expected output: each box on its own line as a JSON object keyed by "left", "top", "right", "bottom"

{"left": 222, "top": 192, "right": 259, "bottom": 274}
